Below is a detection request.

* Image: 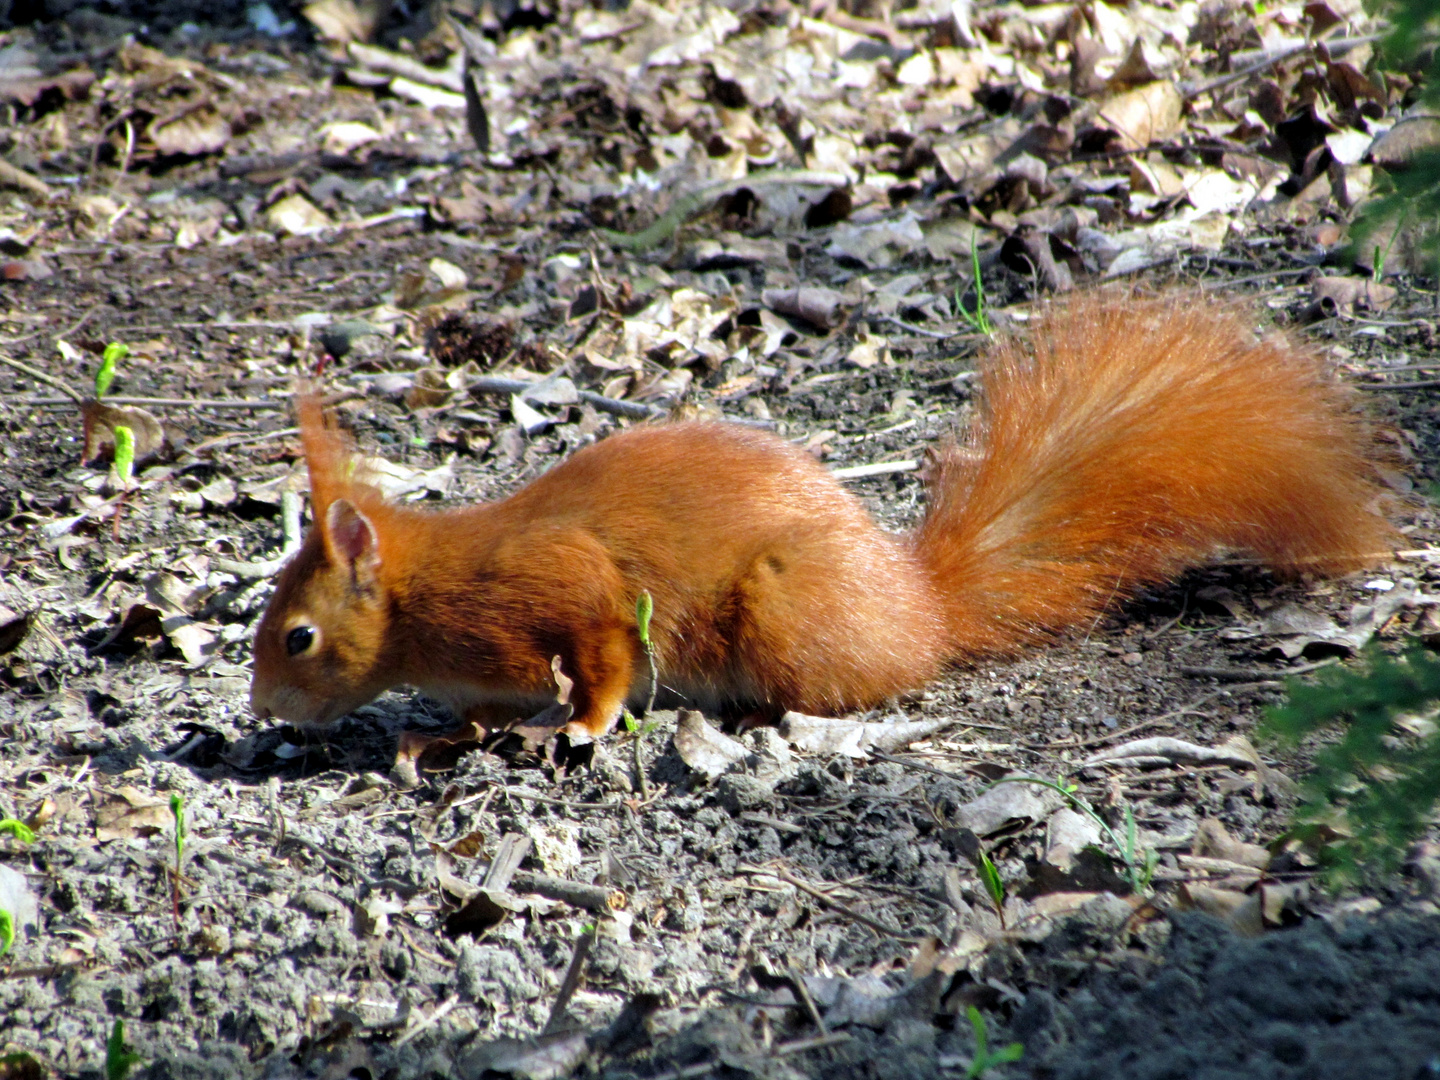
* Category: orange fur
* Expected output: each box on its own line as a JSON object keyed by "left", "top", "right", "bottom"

{"left": 249, "top": 293, "right": 1398, "bottom": 737}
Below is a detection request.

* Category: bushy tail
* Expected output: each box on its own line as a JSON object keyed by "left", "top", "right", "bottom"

{"left": 911, "top": 292, "right": 1398, "bottom": 659}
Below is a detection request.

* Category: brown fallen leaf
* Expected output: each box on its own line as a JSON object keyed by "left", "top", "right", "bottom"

{"left": 1304, "top": 275, "right": 1397, "bottom": 319}
{"left": 674, "top": 709, "right": 750, "bottom": 778}
{"left": 1177, "top": 883, "right": 1264, "bottom": 936}
{"left": 761, "top": 286, "right": 844, "bottom": 329}
{"left": 95, "top": 786, "right": 172, "bottom": 841}
{"left": 80, "top": 399, "right": 167, "bottom": 466}
{"left": 1095, "top": 79, "right": 1183, "bottom": 152}
{"left": 1194, "top": 817, "right": 1272, "bottom": 870}
{"left": 150, "top": 105, "right": 231, "bottom": 157}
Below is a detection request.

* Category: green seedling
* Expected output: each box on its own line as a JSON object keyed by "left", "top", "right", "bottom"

{"left": 169, "top": 793, "right": 186, "bottom": 933}
{"left": 108, "top": 423, "right": 138, "bottom": 540}
{"left": 965, "top": 1006, "right": 1023, "bottom": 1078}
{"left": 955, "top": 238, "right": 994, "bottom": 338}
{"left": 106, "top": 1019, "right": 142, "bottom": 1080}
{"left": 976, "top": 849, "right": 1006, "bottom": 929}
{"left": 0, "top": 909, "right": 13, "bottom": 956}
{"left": 112, "top": 425, "right": 136, "bottom": 487}
{"left": 0, "top": 819, "right": 35, "bottom": 844}
{"left": 989, "top": 776, "right": 1156, "bottom": 895}
{"left": 95, "top": 342, "right": 128, "bottom": 398}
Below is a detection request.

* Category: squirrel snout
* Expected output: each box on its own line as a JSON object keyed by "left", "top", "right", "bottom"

{"left": 249, "top": 686, "right": 274, "bottom": 721}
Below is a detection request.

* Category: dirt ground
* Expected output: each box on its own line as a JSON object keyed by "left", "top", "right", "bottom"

{"left": 3, "top": 2, "right": 1440, "bottom": 1078}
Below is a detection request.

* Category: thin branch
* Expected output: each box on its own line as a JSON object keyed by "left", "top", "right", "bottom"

{"left": 0, "top": 352, "right": 83, "bottom": 403}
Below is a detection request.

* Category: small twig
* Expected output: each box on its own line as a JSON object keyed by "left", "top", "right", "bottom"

{"left": 184, "top": 425, "right": 300, "bottom": 456}
{"left": 1356, "top": 379, "right": 1440, "bottom": 391}
{"left": 0, "top": 156, "right": 49, "bottom": 198}
{"left": 787, "top": 963, "right": 828, "bottom": 1034}
{"left": 497, "top": 786, "right": 620, "bottom": 811}
{"left": 543, "top": 929, "right": 595, "bottom": 1034}
{"left": 1179, "top": 657, "right": 1339, "bottom": 682}
{"left": 1180, "top": 32, "right": 1382, "bottom": 100}
{"left": 0, "top": 352, "right": 83, "bottom": 402}
{"left": 0, "top": 301, "right": 105, "bottom": 346}
{"left": 15, "top": 395, "right": 287, "bottom": 409}
{"left": 465, "top": 375, "right": 665, "bottom": 420}
{"left": 751, "top": 866, "right": 918, "bottom": 941}
{"left": 395, "top": 995, "right": 459, "bottom": 1047}
{"left": 511, "top": 872, "right": 624, "bottom": 913}
{"left": 646, "top": 1033, "right": 852, "bottom": 1080}
{"left": 830, "top": 460, "right": 919, "bottom": 480}
{"left": 1033, "top": 690, "right": 1229, "bottom": 751}
{"left": 212, "top": 490, "right": 304, "bottom": 578}
{"left": 875, "top": 314, "right": 954, "bottom": 339}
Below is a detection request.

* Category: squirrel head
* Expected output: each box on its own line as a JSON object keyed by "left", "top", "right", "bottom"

{"left": 250, "top": 497, "right": 394, "bottom": 727}
{"left": 250, "top": 395, "right": 395, "bottom": 728}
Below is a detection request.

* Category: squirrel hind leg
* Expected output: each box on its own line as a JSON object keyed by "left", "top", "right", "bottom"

{"left": 561, "top": 623, "right": 638, "bottom": 739}
{"left": 721, "top": 534, "right": 950, "bottom": 716}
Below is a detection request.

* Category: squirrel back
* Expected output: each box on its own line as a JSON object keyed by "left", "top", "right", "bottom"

{"left": 250, "top": 292, "right": 1396, "bottom": 736}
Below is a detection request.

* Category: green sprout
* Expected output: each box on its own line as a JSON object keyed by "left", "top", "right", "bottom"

{"left": 0, "top": 909, "right": 13, "bottom": 957}
{"left": 955, "top": 237, "right": 994, "bottom": 337}
{"left": 989, "top": 776, "right": 1157, "bottom": 895}
{"left": 112, "top": 425, "right": 136, "bottom": 487}
{"left": 95, "top": 342, "right": 129, "bottom": 398}
{"left": 635, "top": 590, "right": 657, "bottom": 713}
{"left": 976, "top": 849, "right": 1006, "bottom": 929}
{"left": 169, "top": 793, "right": 186, "bottom": 933}
{"left": 170, "top": 793, "right": 186, "bottom": 866}
{"left": 965, "top": 1006, "right": 1023, "bottom": 1078}
{"left": 106, "top": 1019, "right": 142, "bottom": 1080}
{"left": 0, "top": 819, "right": 35, "bottom": 844}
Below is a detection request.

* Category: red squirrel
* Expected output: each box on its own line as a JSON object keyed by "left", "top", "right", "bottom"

{"left": 249, "top": 293, "right": 1398, "bottom": 738}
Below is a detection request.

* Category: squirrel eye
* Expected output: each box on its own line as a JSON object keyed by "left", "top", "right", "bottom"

{"left": 285, "top": 626, "right": 316, "bottom": 656}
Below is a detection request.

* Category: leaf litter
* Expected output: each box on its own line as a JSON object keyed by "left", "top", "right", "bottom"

{"left": 1, "top": 0, "right": 1440, "bottom": 1077}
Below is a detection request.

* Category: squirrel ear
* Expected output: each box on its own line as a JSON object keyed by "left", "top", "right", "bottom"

{"left": 325, "top": 499, "right": 380, "bottom": 589}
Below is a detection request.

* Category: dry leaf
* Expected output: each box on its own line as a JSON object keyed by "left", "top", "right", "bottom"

{"left": 80, "top": 400, "right": 166, "bottom": 465}
{"left": 95, "top": 786, "right": 173, "bottom": 841}
{"left": 1096, "top": 80, "right": 1183, "bottom": 151}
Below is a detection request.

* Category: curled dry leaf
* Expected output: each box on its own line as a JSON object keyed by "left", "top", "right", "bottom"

{"left": 946, "top": 772, "right": 1065, "bottom": 838}
{"left": 1079, "top": 736, "right": 1259, "bottom": 771}
{"left": 778, "top": 712, "right": 955, "bottom": 757}
{"left": 1095, "top": 79, "right": 1183, "bottom": 151}
{"left": 674, "top": 709, "right": 750, "bottom": 778}
{"left": 1306, "top": 275, "right": 1398, "bottom": 319}
{"left": 761, "top": 286, "right": 843, "bottom": 329}
{"left": 150, "top": 106, "right": 231, "bottom": 157}
{"left": 94, "top": 786, "right": 173, "bottom": 841}
{"left": 80, "top": 400, "right": 166, "bottom": 465}
{"left": 1194, "top": 817, "right": 1272, "bottom": 870}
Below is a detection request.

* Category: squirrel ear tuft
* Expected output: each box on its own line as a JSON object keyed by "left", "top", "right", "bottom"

{"left": 325, "top": 499, "right": 380, "bottom": 588}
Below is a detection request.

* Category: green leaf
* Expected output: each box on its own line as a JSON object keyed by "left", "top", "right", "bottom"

{"left": 112, "top": 425, "right": 136, "bottom": 486}
{"left": 0, "top": 909, "right": 13, "bottom": 956}
{"left": 635, "top": 590, "right": 653, "bottom": 647}
{"left": 106, "top": 1019, "right": 142, "bottom": 1080}
{"left": 977, "top": 850, "right": 1005, "bottom": 915}
{"left": 170, "top": 793, "right": 186, "bottom": 863}
{"left": 0, "top": 819, "right": 35, "bottom": 844}
{"left": 95, "top": 342, "right": 129, "bottom": 398}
